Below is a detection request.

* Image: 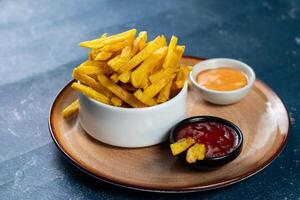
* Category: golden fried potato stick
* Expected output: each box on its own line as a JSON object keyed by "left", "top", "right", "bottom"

{"left": 62, "top": 99, "right": 79, "bottom": 118}
{"left": 119, "top": 71, "right": 131, "bottom": 83}
{"left": 131, "top": 47, "right": 168, "bottom": 88}
{"left": 186, "top": 143, "right": 206, "bottom": 163}
{"left": 97, "top": 74, "right": 145, "bottom": 108}
{"left": 149, "top": 67, "right": 179, "bottom": 83}
{"left": 101, "top": 39, "right": 133, "bottom": 52}
{"left": 110, "top": 73, "right": 119, "bottom": 83}
{"left": 72, "top": 69, "right": 113, "bottom": 98}
{"left": 119, "top": 36, "right": 164, "bottom": 72}
{"left": 157, "top": 79, "right": 173, "bottom": 103}
{"left": 76, "top": 60, "right": 109, "bottom": 75}
{"left": 170, "top": 137, "right": 195, "bottom": 156}
{"left": 95, "top": 51, "right": 113, "bottom": 61}
{"left": 173, "top": 45, "right": 185, "bottom": 67}
{"left": 138, "top": 31, "right": 147, "bottom": 50}
{"left": 71, "top": 82, "right": 110, "bottom": 104}
{"left": 175, "top": 65, "right": 192, "bottom": 89}
{"left": 161, "top": 35, "right": 167, "bottom": 46}
{"left": 162, "top": 35, "right": 178, "bottom": 69}
{"left": 111, "top": 96, "right": 123, "bottom": 107}
{"left": 144, "top": 78, "right": 168, "bottom": 98}
{"left": 79, "top": 33, "right": 107, "bottom": 48}
{"left": 80, "top": 29, "right": 136, "bottom": 48}
{"left": 76, "top": 65, "right": 110, "bottom": 75}
{"left": 133, "top": 90, "right": 157, "bottom": 106}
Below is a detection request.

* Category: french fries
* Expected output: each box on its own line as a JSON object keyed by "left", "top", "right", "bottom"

{"left": 72, "top": 69, "right": 113, "bottom": 98}
{"left": 119, "top": 36, "right": 164, "bottom": 72}
{"left": 163, "top": 35, "right": 178, "bottom": 69}
{"left": 97, "top": 74, "right": 145, "bottom": 108}
{"left": 95, "top": 51, "right": 113, "bottom": 61}
{"left": 71, "top": 82, "right": 110, "bottom": 104}
{"left": 186, "top": 143, "right": 206, "bottom": 163}
{"left": 133, "top": 89, "right": 157, "bottom": 106}
{"left": 62, "top": 99, "right": 79, "bottom": 118}
{"left": 63, "top": 29, "right": 191, "bottom": 118}
{"left": 131, "top": 47, "right": 168, "bottom": 88}
{"left": 170, "top": 137, "right": 195, "bottom": 156}
{"left": 174, "top": 65, "right": 192, "bottom": 89}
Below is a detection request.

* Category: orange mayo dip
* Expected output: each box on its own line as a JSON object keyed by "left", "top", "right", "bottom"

{"left": 196, "top": 68, "right": 248, "bottom": 91}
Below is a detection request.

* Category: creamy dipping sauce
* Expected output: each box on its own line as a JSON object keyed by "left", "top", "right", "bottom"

{"left": 197, "top": 68, "right": 248, "bottom": 91}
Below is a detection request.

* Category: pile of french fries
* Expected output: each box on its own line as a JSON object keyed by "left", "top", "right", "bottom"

{"left": 170, "top": 137, "right": 206, "bottom": 163}
{"left": 62, "top": 29, "right": 191, "bottom": 118}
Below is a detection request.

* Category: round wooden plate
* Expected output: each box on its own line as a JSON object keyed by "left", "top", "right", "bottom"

{"left": 49, "top": 56, "right": 290, "bottom": 193}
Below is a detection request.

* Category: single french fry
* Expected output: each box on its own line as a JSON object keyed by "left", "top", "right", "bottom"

{"left": 101, "top": 39, "right": 133, "bottom": 52}
{"left": 173, "top": 45, "right": 185, "bottom": 67}
{"left": 162, "top": 35, "right": 178, "bottom": 68}
{"left": 94, "top": 29, "right": 136, "bottom": 47}
{"left": 170, "top": 137, "right": 195, "bottom": 156}
{"left": 97, "top": 74, "right": 145, "bottom": 108}
{"left": 71, "top": 82, "right": 110, "bottom": 104}
{"left": 119, "top": 36, "right": 164, "bottom": 72}
{"left": 144, "top": 79, "right": 168, "bottom": 97}
{"left": 157, "top": 79, "right": 173, "bottom": 103}
{"left": 111, "top": 96, "right": 123, "bottom": 107}
{"left": 79, "top": 33, "right": 107, "bottom": 48}
{"left": 161, "top": 35, "right": 167, "bottom": 46}
{"left": 72, "top": 69, "right": 113, "bottom": 98}
{"left": 131, "top": 47, "right": 168, "bottom": 88}
{"left": 81, "top": 60, "right": 106, "bottom": 67}
{"left": 149, "top": 67, "right": 179, "bottom": 83}
{"left": 119, "top": 71, "right": 131, "bottom": 83}
{"left": 138, "top": 31, "right": 147, "bottom": 50}
{"left": 80, "top": 29, "right": 136, "bottom": 48}
{"left": 76, "top": 65, "right": 110, "bottom": 75}
{"left": 62, "top": 99, "right": 79, "bottom": 118}
{"left": 95, "top": 51, "right": 113, "bottom": 61}
{"left": 110, "top": 73, "right": 119, "bottom": 83}
{"left": 186, "top": 143, "right": 206, "bottom": 163}
{"left": 133, "top": 90, "right": 157, "bottom": 106}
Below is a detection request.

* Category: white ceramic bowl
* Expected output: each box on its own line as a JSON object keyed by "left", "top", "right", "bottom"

{"left": 78, "top": 83, "right": 188, "bottom": 148}
{"left": 189, "top": 58, "right": 255, "bottom": 105}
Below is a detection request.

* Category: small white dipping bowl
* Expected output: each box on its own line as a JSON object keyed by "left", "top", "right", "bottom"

{"left": 189, "top": 58, "right": 255, "bottom": 105}
{"left": 78, "top": 83, "right": 188, "bottom": 148}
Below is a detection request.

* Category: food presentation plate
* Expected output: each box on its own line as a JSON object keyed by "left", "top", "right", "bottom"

{"left": 49, "top": 56, "right": 290, "bottom": 193}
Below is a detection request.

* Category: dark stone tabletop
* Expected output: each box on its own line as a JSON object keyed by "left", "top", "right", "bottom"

{"left": 0, "top": 0, "right": 299, "bottom": 199}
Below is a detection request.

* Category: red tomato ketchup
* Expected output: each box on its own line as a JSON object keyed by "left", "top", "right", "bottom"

{"left": 176, "top": 122, "right": 239, "bottom": 158}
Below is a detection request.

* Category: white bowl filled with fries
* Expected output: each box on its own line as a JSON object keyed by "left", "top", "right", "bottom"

{"left": 62, "top": 29, "right": 192, "bottom": 147}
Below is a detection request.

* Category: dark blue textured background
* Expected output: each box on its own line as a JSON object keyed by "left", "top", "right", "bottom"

{"left": 0, "top": 0, "right": 299, "bottom": 199}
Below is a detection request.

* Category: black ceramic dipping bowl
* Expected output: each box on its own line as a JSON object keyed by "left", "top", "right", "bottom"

{"left": 169, "top": 116, "right": 243, "bottom": 170}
